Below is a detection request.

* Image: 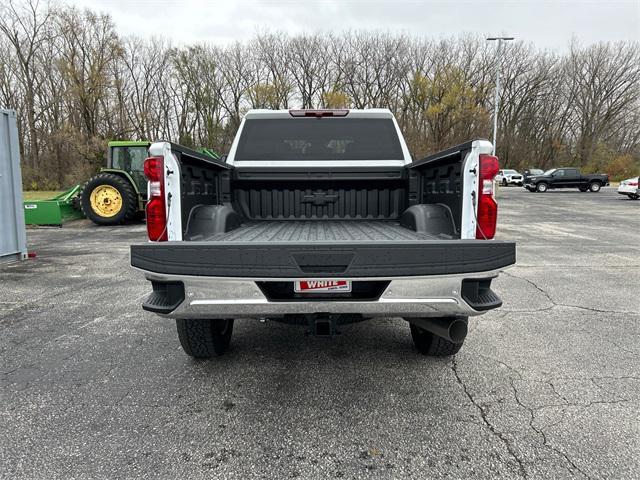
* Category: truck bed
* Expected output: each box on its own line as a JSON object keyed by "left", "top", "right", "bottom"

{"left": 205, "top": 220, "right": 441, "bottom": 242}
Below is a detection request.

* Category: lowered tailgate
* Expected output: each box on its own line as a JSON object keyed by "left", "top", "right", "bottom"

{"left": 131, "top": 236, "right": 515, "bottom": 278}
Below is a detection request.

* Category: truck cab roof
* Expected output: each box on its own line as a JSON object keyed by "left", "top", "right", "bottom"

{"left": 243, "top": 108, "right": 395, "bottom": 119}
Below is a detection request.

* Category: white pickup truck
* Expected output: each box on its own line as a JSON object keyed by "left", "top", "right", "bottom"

{"left": 131, "top": 109, "right": 516, "bottom": 359}
{"left": 495, "top": 169, "right": 523, "bottom": 186}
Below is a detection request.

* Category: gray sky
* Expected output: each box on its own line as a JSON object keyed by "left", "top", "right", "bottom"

{"left": 70, "top": 0, "right": 639, "bottom": 50}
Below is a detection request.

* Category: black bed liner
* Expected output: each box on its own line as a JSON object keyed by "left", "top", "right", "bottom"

{"left": 204, "top": 220, "right": 442, "bottom": 242}
{"left": 131, "top": 220, "right": 515, "bottom": 278}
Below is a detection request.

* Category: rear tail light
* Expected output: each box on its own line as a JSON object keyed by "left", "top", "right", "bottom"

{"left": 476, "top": 154, "right": 499, "bottom": 240}
{"left": 289, "top": 109, "right": 349, "bottom": 117}
{"left": 144, "top": 156, "right": 167, "bottom": 241}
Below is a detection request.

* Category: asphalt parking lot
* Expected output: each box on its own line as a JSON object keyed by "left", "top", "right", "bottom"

{"left": 1, "top": 186, "right": 638, "bottom": 479}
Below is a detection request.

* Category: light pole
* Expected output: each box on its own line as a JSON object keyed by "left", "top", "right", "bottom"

{"left": 487, "top": 36, "right": 514, "bottom": 155}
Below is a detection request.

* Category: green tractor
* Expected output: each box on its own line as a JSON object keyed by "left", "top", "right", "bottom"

{"left": 80, "top": 141, "right": 219, "bottom": 225}
{"left": 80, "top": 141, "right": 150, "bottom": 225}
{"left": 23, "top": 140, "right": 218, "bottom": 227}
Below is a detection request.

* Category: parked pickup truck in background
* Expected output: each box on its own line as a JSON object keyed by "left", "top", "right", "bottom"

{"left": 131, "top": 109, "right": 516, "bottom": 359}
{"left": 495, "top": 169, "right": 523, "bottom": 186}
{"left": 522, "top": 168, "right": 543, "bottom": 183}
{"left": 524, "top": 168, "right": 609, "bottom": 193}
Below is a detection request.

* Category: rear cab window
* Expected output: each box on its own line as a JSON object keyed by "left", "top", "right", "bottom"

{"left": 234, "top": 118, "right": 404, "bottom": 161}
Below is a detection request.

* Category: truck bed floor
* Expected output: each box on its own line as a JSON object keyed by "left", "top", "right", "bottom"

{"left": 206, "top": 220, "right": 441, "bottom": 242}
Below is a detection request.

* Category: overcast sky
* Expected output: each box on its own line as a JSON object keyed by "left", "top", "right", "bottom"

{"left": 70, "top": 0, "right": 639, "bottom": 50}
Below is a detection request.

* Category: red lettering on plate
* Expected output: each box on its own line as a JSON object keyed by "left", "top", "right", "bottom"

{"left": 299, "top": 280, "right": 347, "bottom": 290}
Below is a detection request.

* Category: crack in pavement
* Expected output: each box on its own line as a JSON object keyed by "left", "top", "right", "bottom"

{"left": 509, "top": 378, "right": 593, "bottom": 479}
{"left": 504, "top": 362, "right": 636, "bottom": 477}
{"left": 546, "top": 380, "right": 570, "bottom": 405}
{"left": 548, "top": 375, "right": 640, "bottom": 382}
{"left": 451, "top": 358, "right": 529, "bottom": 478}
{"left": 464, "top": 355, "right": 625, "bottom": 479}
{"left": 503, "top": 271, "right": 555, "bottom": 305}
{"left": 501, "top": 272, "right": 639, "bottom": 316}
{"left": 479, "top": 356, "right": 589, "bottom": 478}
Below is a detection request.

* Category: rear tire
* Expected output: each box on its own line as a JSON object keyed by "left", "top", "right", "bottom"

{"left": 589, "top": 181, "right": 601, "bottom": 192}
{"left": 502, "top": 179, "right": 508, "bottom": 186}
{"left": 627, "top": 194, "right": 639, "bottom": 200}
{"left": 410, "top": 320, "right": 465, "bottom": 357}
{"left": 579, "top": 187, "right": 588, "bottom": 192}
{"left": 81, "top": 173, "right": 137, "bottom": 225}
{"left": 176, "top": 318, "right": 234, "bottom": 358}
{"left": 536, "top": 182, "right": 548, "bottom": 193}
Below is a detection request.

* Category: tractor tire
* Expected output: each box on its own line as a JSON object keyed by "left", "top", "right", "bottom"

{"left": 410, "top": 321, "right": 465, "bottom": 357}
{"left": 81, "top": 173, "right": 137, "bottom": 225}
{"left": 176, "top": 318, "right": 234, "bottom": 358}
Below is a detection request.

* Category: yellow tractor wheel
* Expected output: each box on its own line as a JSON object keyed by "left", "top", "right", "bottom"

{"left": 80, "top": 173, "right": 137, "bottom": 225}
{"left": 89, "top": 185, "right": 123, "bottom": 218}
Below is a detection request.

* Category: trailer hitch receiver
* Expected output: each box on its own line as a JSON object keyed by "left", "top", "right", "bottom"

{"left": 308, "top": 314, "right": 339, "bottom": 337}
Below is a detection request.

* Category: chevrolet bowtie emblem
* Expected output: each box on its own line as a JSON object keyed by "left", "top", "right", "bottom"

{"left": 302, "top": 192, "right": 339, "bottom": 206}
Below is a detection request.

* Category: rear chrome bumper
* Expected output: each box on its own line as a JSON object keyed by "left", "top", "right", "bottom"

{"left": 138, "top": 270, "right": 506, "bottom": 319}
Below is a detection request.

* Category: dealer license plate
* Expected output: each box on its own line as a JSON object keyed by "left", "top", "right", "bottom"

{"left": 294, "top": 280, "right": 352, "bottom": 293}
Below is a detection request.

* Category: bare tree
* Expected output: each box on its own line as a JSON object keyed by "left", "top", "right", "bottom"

{"left": 286, "top": 34, "right": 332, "bottom": 108}
{"left": 566, "top": 41, "right": 640, "bottom": 167}
{"left": 120, "top": 37, "right": 171, "bottom": 140}
{"left": 0, "top": 0, "right": 55, "bottom": 166}
{"left": 56, "top": 8, "right": 122, "bottom": 138}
